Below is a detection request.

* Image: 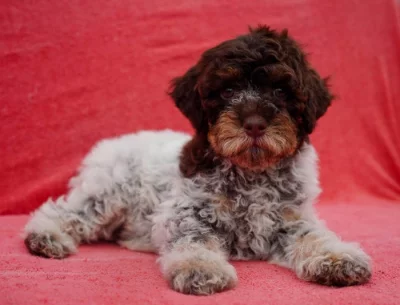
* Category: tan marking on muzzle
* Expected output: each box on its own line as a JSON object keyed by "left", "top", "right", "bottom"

{"left": 208, "top": 110, "right": 298, "bottom": 170}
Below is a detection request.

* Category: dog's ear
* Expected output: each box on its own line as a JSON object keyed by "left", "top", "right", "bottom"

{"left": 301, "top": 69, "right": 333, "bottom": 134}
{"left": 169, "top": 67, "right": 207, "bottom": 133}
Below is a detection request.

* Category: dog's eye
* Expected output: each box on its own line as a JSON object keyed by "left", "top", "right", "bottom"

{"left": 220, "top": 88, "right": 234, "bottom": 99}
{"left": 273, "top": 88, "right": 286, "bottom": 99}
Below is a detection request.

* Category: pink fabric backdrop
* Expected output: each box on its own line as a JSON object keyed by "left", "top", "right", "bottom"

{"left": 1, "top": 1, "right": 400, "bottom": 305}
{"left": 1, "top": 0, "right": 399, "bottom": 215}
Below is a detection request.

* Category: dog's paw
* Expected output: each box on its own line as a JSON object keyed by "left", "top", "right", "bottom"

{"left": 24, "top": 232, "right": 75, "bottom": 259}
{"left": 168, "top": 258, "right": 237, "bottom": 295}
{"left": 300, "top": 251, "right": 371, "bottom": 286}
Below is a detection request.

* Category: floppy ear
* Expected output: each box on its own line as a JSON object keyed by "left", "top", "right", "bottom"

{"left": 169, "top": 67, "right": 207, "bottom": 133}
{"left": 302, "top": 69, "right": 334, "bottom": 134}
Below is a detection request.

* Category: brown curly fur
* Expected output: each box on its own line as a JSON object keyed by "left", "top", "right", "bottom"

{"left": 169, "top": 25, "right": 333, "bottom": 176}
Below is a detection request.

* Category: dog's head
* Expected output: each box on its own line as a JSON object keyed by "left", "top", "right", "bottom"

{"left": 170, "top": 26, "right": 333, "bottom": 172}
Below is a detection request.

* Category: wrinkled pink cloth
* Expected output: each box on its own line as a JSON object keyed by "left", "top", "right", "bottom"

{"left": 1, "top": 203, "right": 400, "bottom": 305}
{"left": 1, "top": 0, "right": 399, "bottom": 304}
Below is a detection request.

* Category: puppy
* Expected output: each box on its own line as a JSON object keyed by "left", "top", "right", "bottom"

{"left": 24, "top": 26, "right": 371, "bottom": 295}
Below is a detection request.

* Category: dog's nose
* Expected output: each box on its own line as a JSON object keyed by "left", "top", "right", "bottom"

{"left": 243, "top": 115, "right": 267, "bottom": 138}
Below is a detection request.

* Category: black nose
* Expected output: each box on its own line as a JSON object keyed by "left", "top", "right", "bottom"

{"left": 243, "top": 115, "right": 267, "bottom": 138}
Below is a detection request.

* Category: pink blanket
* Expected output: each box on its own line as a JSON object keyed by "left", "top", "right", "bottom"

{"left": 0, "top": 0, "right": 399, "bottom": 304}
{"left": 2, "top": 203, "right": 400, "bottom": 304}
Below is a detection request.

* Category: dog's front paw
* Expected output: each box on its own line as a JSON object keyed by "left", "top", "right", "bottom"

{"left": 299, "top": 249, "right": 371, "bottom": 286}
{"left": 167, "top": 258, "right": 237, "bottom": 295}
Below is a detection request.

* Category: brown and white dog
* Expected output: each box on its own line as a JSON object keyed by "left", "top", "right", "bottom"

{"left": 24, "top": 26, "right": 371, "bottom": 295}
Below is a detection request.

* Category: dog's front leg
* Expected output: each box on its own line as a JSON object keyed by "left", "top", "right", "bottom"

{"left": 158, "top": 235, "right": 237, "bottom": 295}
{"left": 274, "top": 219, "right": 372, "bottom": 286}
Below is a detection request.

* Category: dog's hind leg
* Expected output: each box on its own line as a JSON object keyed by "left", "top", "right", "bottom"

{"left": 23, "top": 136, "right": 142, "bottom": 259}
{"left": 24, "top": 186, "right": 128, "bottom": 259}
{"left": 23, "top": 131, "right": 183, "bottom": 258}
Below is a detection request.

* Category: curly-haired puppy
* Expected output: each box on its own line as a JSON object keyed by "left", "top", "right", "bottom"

{"left": 24, "top": 26, "right": 371, "bottom": 295}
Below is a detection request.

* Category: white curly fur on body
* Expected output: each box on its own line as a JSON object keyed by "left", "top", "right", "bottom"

{"left": 24, "top": 130, "right": 371, "bottom": 294}
{"left": 24, "top": 25, "right": 372, "bottom": 294}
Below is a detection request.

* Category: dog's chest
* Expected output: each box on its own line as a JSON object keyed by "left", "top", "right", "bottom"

{"left": 200, "top": 167, "right": 305, "bottom": 260}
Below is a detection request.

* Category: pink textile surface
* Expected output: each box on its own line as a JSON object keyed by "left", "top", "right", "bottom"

{"left": 1, "top": 202, "right": 400, "bottom": 305}
{"left": 1, "top": 0, "right": 400, "bottom": 304}
{"left": 1, "top": 0, "right": 400, "bottom": 215}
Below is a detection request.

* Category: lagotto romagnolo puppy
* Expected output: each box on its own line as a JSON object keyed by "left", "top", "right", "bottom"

{"left": 24, "top": 26, "right": 371, "bottom": 295}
